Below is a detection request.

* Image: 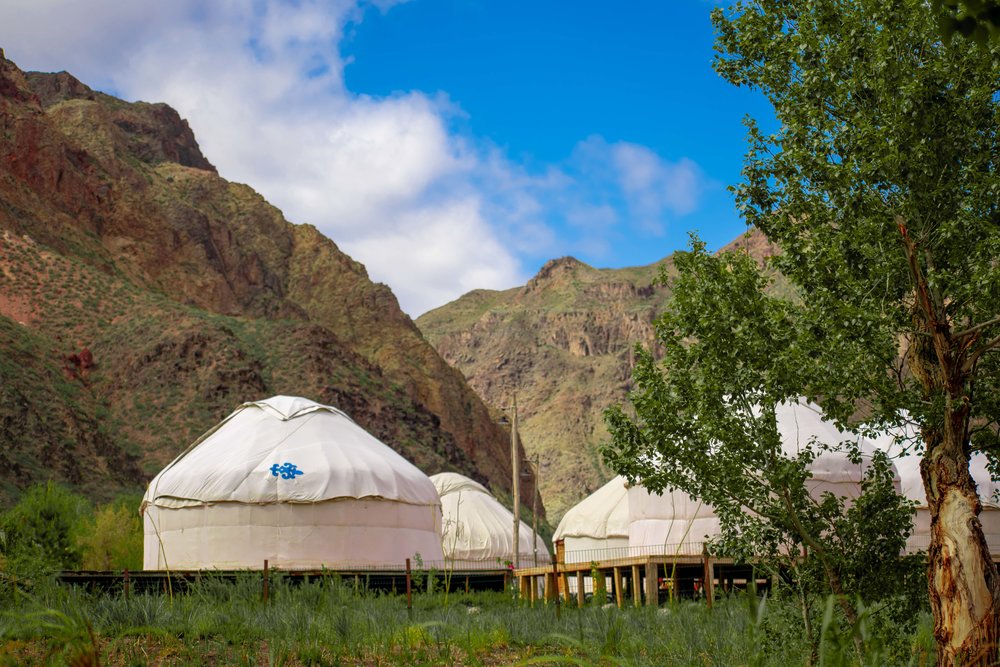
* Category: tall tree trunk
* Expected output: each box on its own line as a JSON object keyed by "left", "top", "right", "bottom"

{"left": 922, "top": 405, "right": 1000, "bottom": 665}
{"left": 899, "top": 224, "right": 1000, "bottom": 665}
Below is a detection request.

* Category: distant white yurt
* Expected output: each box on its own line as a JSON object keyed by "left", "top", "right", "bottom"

{"left": 431, "top": 472, "right": 550, "bottom": 569}
{"left": 626, "top": 400, "right": 899, "bottom": 556}
{"left": 875, "top": 431, "right": 1000, "bottom": 559}
{"left": 142, "top": 396, "right": 444, "bottom": 570}
{"left": 552, "top": 476, "right": 630, "bottom": 563}
{"left": 774, "top": 400, "right": 899, "bottom": 500}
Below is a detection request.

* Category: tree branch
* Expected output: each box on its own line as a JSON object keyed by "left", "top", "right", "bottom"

{"left": 895, "top": 216, "right": 956, "bottom": 380}
{"left": 954, "top": 315, "right": 1000, "bottom": 341}
{"left": 963, "top": 332, "right": 1000, "bottom": 374}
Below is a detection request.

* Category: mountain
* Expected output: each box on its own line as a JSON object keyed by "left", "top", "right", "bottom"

{"left": 0, "top": 51, "right": 534, "bottom": 508}
{"left": 416, "top": 255, "right": 676, "bottom": 520}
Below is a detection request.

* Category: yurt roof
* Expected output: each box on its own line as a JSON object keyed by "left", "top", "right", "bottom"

{"left": 553, "top": 475, "right": 630, "bottom": 541}
{"left": 431, "top": 471, "right": 491, "bottom": 498}
{"left": 627, "top": 484, "right": 716, "bottom": 522}
{"left": 143, "top": 396, "right": 440, "bottom": 510}
{"left": 430, "top": 472, "right": 549, "bottom": 560}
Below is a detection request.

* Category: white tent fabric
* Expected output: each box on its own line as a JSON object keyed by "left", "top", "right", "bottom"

{"left": 627, "top": 485, "right": 722, "bottom": 556}
{"left": 774, "top": 401, "right": 899, "bottom": 500}
{"left": 142, "top": 396, "right": 444, "bottom": 569}
{"left": 626, "top": 399, "right": 899, "bottom": 556}
{"left": 431, "top": 472, "right": 549, "bottom": 569}
{"left": 873, "top": 428, "right": 1000, "bottom": 558}
{"left": 552, "top": 476, "right": 630, "bottom": 562}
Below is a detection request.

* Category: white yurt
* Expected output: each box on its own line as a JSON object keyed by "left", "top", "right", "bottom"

{"left": 142, "top": 396, "right": 445, "bottom": 570}
{"left": 774, "top": 400, "right": 898, "bottom": 500}
{"left": 431, "top": 472, "right": 550, "bottom": 569}
{"left": 626, "top": 400, "right": 900, "bottom": 556}
{"left": 875, "top": 431, "right": 1000, "bottom": 558}
{"left": 627, "top": 485, "right": 721, "bottom": 556}
{"left": 552, "top": 476, "right": 630, "bottom": 563}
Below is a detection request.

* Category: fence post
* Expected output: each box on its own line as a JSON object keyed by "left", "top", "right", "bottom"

{"left": 644, "top": 560, "right": 658, "bottom": 607}
{"left": 123, "top": 568, "right": 130, "bottom": 599}
{"left": 551, "top": 556, "right": 561, "bottom": 620}
{"left": 405, "top": 558, "right": 412, "bottom": 618}
{"left": 263, "top": 559, "right": 269, "bottom": 604}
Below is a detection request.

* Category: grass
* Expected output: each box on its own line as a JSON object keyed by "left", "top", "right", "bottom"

{"left": 0, "top": 574, "right": 934, "bottom": 666}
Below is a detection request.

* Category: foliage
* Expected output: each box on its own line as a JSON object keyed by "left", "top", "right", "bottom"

{"left": 708, "top": 0, "right": 999, "bottom": 436}
{"left": 603, "top": 244, "right": 917, "bottom": 625}
{"left": 933, "top": 0, "right": 1000, "bottom": 41}
{"left": 0, "top": 482, "right": 91, "bottom": 577}
{"left": 77, "top": 495, "right": 143, "bottom": 571}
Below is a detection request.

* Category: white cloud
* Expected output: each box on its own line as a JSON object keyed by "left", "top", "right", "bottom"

{"left": 346, "top": 198, "right": 520, "bottom": 315}
{"left": 0, "top": 0, "right": 710, "bottom": 315}
{"left": 612, "top": 143, "right": 704, "bottom": 220}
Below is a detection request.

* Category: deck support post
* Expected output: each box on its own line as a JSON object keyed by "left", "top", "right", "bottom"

{"left": 702, "top": 546, "right": 714, "bottom": 609}
{"left": 644, "top": 560, "right": 658, "bottom": 607}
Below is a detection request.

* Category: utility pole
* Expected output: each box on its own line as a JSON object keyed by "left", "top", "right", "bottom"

{"left": 511, "top": 394, "right": 520, "bottom": 571}
{"left": 532, "top": 453, "right": 539, "bottom": 567}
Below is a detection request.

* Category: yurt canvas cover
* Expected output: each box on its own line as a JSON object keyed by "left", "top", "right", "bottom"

{"left": 431, "top": 472, "right": 549, "bottom": 568}
{"left": 626, "top": 400, "right": 899, "bottom": 557}
{"left": 552, "top": 476, "right": 630, "bottom": 562}
{"left": 142, "top": 396, "right": 444, "bottom": 569}
{"left": 774, "top": 401, "right": 897, "bottom": 500}
{"left": 627, "top": 485, "right": 721, "bottom": 556}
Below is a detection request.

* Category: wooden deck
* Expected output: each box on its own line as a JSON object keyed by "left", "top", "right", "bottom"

{"left": 513, "top": 547, "right": 768, "bottom": 608}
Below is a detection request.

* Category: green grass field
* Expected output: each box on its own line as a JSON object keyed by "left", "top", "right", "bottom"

{"left": 0, "top": 574, "right": 934, "bottom": 666}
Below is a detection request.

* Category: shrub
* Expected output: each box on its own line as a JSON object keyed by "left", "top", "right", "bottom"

{"left": 78, "top": 499, "right": 143, "bottom": 571}
{"left": 0, "top": 482, "right": 91, "bottom": 577}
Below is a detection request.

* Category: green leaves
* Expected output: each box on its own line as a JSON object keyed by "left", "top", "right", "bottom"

{"left": 603, "top": 239, "right": 911, "bottom": 584}
{"left": 608, "top": 0, "right": 998, "bottom": 657}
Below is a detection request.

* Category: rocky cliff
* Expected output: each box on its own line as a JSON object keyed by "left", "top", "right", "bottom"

{"left": 0, "top": 51, "right": 531, "bottom": 507}
{"left": 417, "top": 256, "right": 675, "bottom": 519}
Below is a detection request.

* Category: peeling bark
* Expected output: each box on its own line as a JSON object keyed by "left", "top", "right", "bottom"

{"left": 910, "top": 346, "right": 1000, "bottom": 664}
{"left": 923, "top": 424, "right": 1000, "bottom": 666}
{"left": 898, "top": 219, "right": 1000, "bottom": 665}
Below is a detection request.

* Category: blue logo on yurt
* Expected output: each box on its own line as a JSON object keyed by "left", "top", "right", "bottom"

{"left": 270, "top": 462, "right": 304, "bottom": 480}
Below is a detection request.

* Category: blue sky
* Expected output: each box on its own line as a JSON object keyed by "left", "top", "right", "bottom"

{"left": 1, "top": 0, "right": 775, "bottom": 315}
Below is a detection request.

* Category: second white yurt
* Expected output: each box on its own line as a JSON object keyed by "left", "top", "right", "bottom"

{"left": 431, "top": 472, "right": 550, "bottom": 569}
{"left": 552, "top": 476, "right": 630, "bottom": 563}
{"left": 774, "top": 400, "right": 899, "bottom": 500}
{"left": 142, "top": 396, "right": 445, "bottom": 570}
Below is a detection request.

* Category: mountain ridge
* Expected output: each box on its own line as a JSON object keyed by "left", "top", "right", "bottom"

{"left": 0, "top": 52, "right": 537, "bottom": 510}
{"left": 417, "top": 253, "right": 676, "bottom": 519}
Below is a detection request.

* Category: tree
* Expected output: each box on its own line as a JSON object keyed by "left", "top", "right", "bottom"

{"left": 606, "top": 0, "right": 999, "bottom": 663}
{"left": 604, "top": 243, "right": 920, "bottom": 657}
{"left": 78, "top": 498, "right": 143, "bottom": 571}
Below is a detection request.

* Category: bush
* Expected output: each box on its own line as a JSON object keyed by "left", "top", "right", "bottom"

{"left": 0, "top": 482, "right": 91, "bottom": 574}
{"left": 78, "top": 500, "right": 143, "bottom": 571}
